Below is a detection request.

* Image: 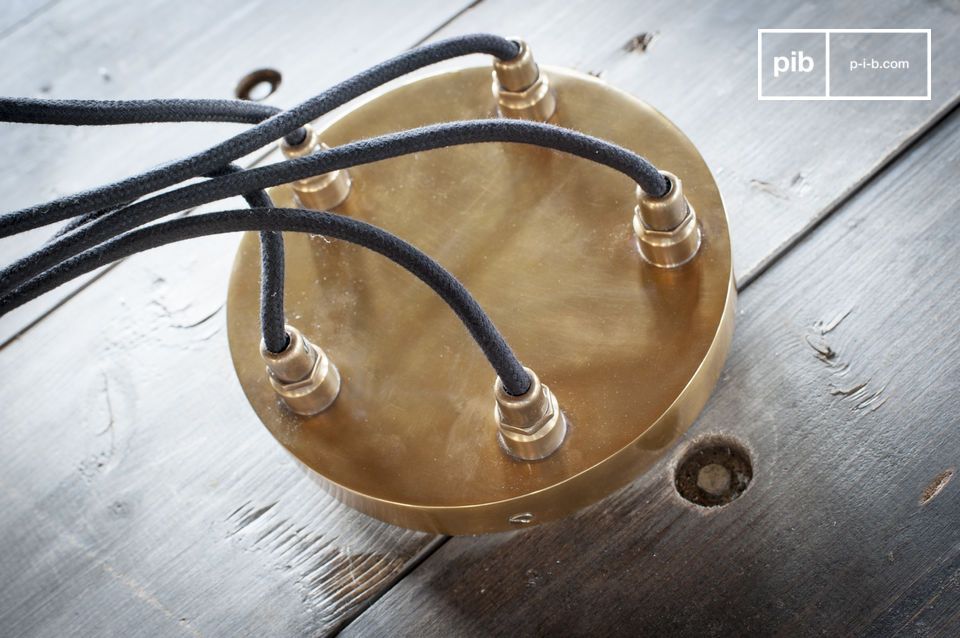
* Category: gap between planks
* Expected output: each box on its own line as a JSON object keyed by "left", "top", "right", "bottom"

{"left": 0, "top": 142, "right": 274, "bottom": 352}
{"left": 4, "top": 49, "right": 957, "bottom": 638}
{"left": 327, "top": 87, "right": 960, "bottom": 638}
{"left": 328, "top": 535, "right": 452, "bottom": 636}
{"left": 5, "top": 92, "right": 958, "bottom": 354}
{"left": 737, "top": 93, "right": 960, "bottom": 290}
{"left": 3, "top": 11, "right": 957, "bottom": 633}
{"left": 0, "top": 9, "right": 493, "bottom": 353}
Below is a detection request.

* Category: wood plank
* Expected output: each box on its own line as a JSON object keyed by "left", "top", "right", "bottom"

{"left": 0, "top": 2, "right": 483, "bottom": 636}
{"left": 0, "top": 0, "right": 59, "bottom": 37}
{"left": 0, "top": 218, "right": 445, "bottom": 637}
{"left": 8, "top": 0, "right": 959, "bottom": 343}
{"left": 341, "top": 105, "right": 960, "bottom": 636}
{"left": 425, "top": 0, "right": 960, "bottom": 284}
{"left": 2, "top": 1, "right": 957, "bottom": 635}
{"left": 0, "top": 0, "right": 470, "bottom": 343}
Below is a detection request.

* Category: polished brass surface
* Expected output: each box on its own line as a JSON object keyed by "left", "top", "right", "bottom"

{"left": 633, "top": 212, "right": 701, "bottom": 268}
{"left": 634, "top": 171, "right": 702, "bottom": 267}
{"left": 492, "top": 40, "right": 556, "bottom": 121}
{"left": 227, "top": 64, "right": 735, "bottom": 534}
{"left": 636, "top": 171, "right": 689, "bottom": 230}
{"left": 495, "top": 367, "right": 568, "bottom": 461}
{"left": 493, "top": 40, "right": 539, "bottom": 90}
{"left": 279, "top": 124, "right": 352, "bottom": 211}
{"left": 261, "top": 324, "right": 341, "bottom": 415}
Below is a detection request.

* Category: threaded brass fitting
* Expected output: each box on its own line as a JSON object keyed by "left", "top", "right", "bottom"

{"left": 633, "top": 171, "right": 701, "bottom": 268}
{"left": 261, "top": 324, "right": 341, "bottom": 415}
{"left": 279, "top": 124, "right": 351, "bottom": 211}
{"left": 495, "top": 367, "right": 567, "bottom": 461}
{"left": 493, "top": 40, "right": 556, "bottom": 122}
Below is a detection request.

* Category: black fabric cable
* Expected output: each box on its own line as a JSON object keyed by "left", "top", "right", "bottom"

{"left": 0, "top": 208, "right": 531, "bottom": 396}
{"left": 0, "top": 35, "right": 667, "bottom": 396}
{"left": 0, "top": 97, "right": 309, "bottom": 148}
{"left": 0, "top": 119, "right": 667, "bottom": 296}
{"left": 257, "top": 222, "right": 288, "bottom": 354}
{"left": 48, "top": 206, "right": 125, "bottom": 242}
{"left": 39, "top": 166, "right": 290, "bottom": 353}
{"left": 213, "top": 165, "right": 289, "bottom": 354}
{"left": 0, "top": 34, "right": 521, "bottom": 237}
{"left": 0, "top": 97, "right": 282, "bottom": 126}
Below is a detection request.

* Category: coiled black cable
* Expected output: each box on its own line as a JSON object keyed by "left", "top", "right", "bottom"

{"left": 0, "top": 34, "right": 521, "bottom": 237}
{"left": 0, "top": 119, "right": 667, "bottom": 296}
{"left": 0, "top": 208, "right": 531, "bottom": 396}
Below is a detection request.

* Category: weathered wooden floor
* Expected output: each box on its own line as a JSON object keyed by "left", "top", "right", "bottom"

{"left": 1, "top": 1, "right": 958, "bottom": 636}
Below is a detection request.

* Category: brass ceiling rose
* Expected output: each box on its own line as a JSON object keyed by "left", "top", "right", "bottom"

{"left": 226, "top": 61, "right": 735, "bottom": 534}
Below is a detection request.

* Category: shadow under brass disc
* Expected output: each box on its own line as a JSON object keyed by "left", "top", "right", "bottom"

{"left": 226, "top": 65, "right": 735, "bottom": 534}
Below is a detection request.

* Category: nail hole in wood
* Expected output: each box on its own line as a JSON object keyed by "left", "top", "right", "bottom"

{"left": 675, "top": 437, "right": 752, "bottom": 507}
{"left": 235, "top": 68, "right": 282, "bottom": 101}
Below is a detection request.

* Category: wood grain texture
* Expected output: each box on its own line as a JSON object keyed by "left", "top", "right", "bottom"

{"left": 0, "top": 221, "right": 445, "bottom": 637}
{"left": 6, "top": 0, "right": 960, "bottom": 343}
{"left": 0, "top": 2, "right": 478, "bottom": 636}
{"left": 342, "top": 107, "right": 960, "bottom": 636}
{"left": 0, "top": 0, "right": 60, "bottom": 37}
{"left": 0, "top": 0, "right": 469, "bottom": 343}
{"left": 425, "top": 0, "right": 960, "bottom": 283}
{"left": 2, "top": 1, "right": 959, "bottom": 636}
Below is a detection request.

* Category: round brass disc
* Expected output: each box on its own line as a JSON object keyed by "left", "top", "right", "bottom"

{"left": 226, "top": 65, "right": 735, "bottom": 534}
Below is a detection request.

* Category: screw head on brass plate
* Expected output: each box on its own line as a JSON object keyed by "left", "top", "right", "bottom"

{"left": 226, "top": 63, "right": 735, "bottom": 535}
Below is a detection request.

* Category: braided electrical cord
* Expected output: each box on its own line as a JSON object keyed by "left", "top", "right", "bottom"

{"left": 0, "top": 97, "right": 282, "bottom": 126}
{"left": 0, "top": 119, "right": 667, "bottom": 297}
{"left": 0, "top": 208, "right": 531, "bottom": 396}
{"left": 0, "top": 34, "right": 522, "bottom": 237}
{"left": 0, "top": 33, "right": 674, "bottom": 397}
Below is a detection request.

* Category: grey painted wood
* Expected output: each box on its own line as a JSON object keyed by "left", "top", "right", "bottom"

{"left": 427, "top": 0, "right": 960, "bottom": 284}
{"left": 0, "top": 218, "right": 445, "bottom": 637}
{"left": 6, "top": 0, "right": 960, "bottom": 343}
{"left": 2, "top": 1, "right": 958, "bottom": 636}
{"left": 0, "top": 0, "right": 59, "bottom": 37}
{"left": 0, "top": 0, "right": 469, "bottom": 343}
{"left": 0, "top": 2, "right": 478, "bottom": 636}
{"left": 342, "top": 106, "right": 960, "bottom": 637}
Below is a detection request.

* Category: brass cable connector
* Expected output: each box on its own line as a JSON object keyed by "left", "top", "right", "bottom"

{"left": 633, "top": 171, "right": 702, "bottom": 267}
{"left": 492, "top": 40, "right": 557, "bottom": 121}
{"left": 494, "top": 367, "right": 567, "bottom": 461}
{"left": 279, "top": 124, "right": 351, "bottom": 211}
{"left": 261, "top": 324, "right": 341, "bottom": 416}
